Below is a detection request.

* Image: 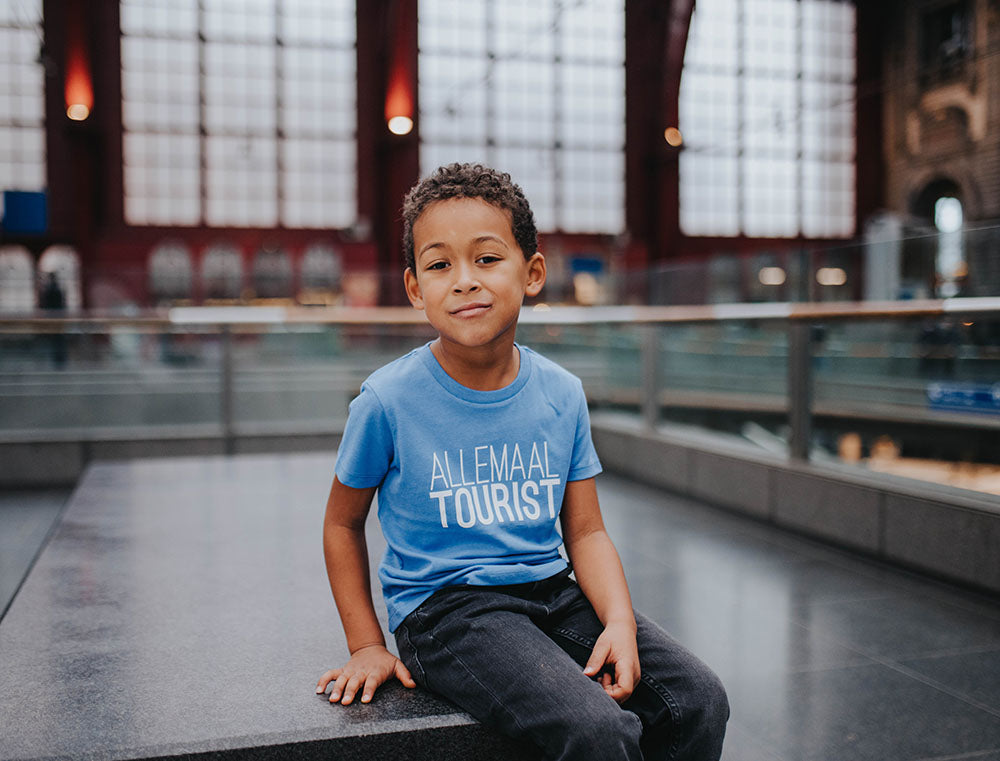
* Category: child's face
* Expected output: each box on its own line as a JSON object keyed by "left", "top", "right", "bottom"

{"left": 404, "top": 197, "right": 545, "bottom": 353}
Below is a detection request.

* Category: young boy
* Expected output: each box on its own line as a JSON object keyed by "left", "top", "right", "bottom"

{"left": 316, "top": 163, "right": 728, "bottom": 760}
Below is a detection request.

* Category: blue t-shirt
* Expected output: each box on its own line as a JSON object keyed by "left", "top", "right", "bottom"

{"left": 334, "top": 342, "right": 602, "bottom": 631}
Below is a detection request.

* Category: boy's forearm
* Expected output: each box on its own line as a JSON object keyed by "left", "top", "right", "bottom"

{"left": 567, "top": 530, "right": 636, "bottom": 630}
{"left": 324, "top": 523, "right": 386, "bottom": 652}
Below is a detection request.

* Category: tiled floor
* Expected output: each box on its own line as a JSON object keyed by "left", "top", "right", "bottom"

{"left": 600, "top": 476, "right": 1000, "bottom": 761}
{"left": 2, "top": 462, "right": 1000, "bottom": 761}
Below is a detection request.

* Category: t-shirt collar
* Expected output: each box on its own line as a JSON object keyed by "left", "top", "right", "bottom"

{"left": 419, "top": 342, "right": 532, "bottom": 404}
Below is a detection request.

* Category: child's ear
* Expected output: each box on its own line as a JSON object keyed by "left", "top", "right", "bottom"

{"left": 525, "top": 252, "right": 546, "bottom": 298}
{"left": 404, "top": 267, "right": 425, "bottom": 310}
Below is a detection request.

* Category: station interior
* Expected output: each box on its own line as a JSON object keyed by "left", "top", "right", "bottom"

{"left": 2, "top": 2, "right": 1000, "bottom": 760}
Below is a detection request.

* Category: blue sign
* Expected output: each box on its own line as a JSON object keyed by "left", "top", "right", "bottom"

{"left": 2, "top": 190, "right": 47, "bottom": 234}
{"left": 926, "top": 382, "right": 1000, "bottom": 415}
{"left": 570, "top": 256, "right": 604, "bottom": 274}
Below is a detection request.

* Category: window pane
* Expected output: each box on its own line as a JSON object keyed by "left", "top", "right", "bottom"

{"left": 419, "top": 0, "right": 624, "bottom": 234}
{"left": 0, "top": 7, "right": 45, "bottom": 220}
{"left": 121, "top": 0, "right": 357, "bottom": 228}
{"left": 680, "top": 0, "right": 856, "bottom": 238}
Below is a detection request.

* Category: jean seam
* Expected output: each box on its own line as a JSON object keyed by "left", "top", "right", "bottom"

{"left": 639, "top": 672, "right": 683, "bottom": 760}
{"left": 398, "top": 624, "right": 426, "bottom": 685}
{"left": 550, "top": 626, "right": 596, "bottom": 649}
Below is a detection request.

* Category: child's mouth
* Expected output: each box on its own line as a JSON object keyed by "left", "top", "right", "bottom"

{"left": 451, "top": 303, "right": 491, "bottom": 317}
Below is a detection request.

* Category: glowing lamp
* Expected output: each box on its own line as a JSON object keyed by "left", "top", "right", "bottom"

{"left": 383, "top": 0, "right": 415, "bottom": 136}
{"left": 67, "top": 103, "right": 90, "bottom": 121}
{"left": 387, "top": 115, "right": 413, "bottom": 135}
{"left": 816, "top": 267, "right": 847, "bottom": 287}
{"left": 64, "top": 1, "right": 93, "bottom": 122}
{"left": 664, "top": 127, "right": 683, "bottom": 147}
{"left": 384, "top": 55, "right": 413, "bottom": 136}
{"left": 758, "top": 267, "right": 786, "bottom": 286}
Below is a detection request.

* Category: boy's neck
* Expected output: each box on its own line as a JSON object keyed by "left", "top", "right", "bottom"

{"left": 429, "top": 339, "right": 521, "bottom": 391}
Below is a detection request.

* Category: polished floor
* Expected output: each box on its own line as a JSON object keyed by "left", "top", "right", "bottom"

{"left": 2, "top": 458, "right": 1000, "bottom": 760}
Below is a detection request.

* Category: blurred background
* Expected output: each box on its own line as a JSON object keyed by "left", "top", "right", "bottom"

{"left": 4, "top": 0, "right": 998, "bottom": 310}
{"left": 1, "top": 0, "right": 999, "bottom": 497}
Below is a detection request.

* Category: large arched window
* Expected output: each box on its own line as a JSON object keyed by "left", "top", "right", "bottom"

{"left": 120, "top": 0, "right": 357, "bottom": 229}
{"left": 679, "top": 0, "right": 856, "bottom": 238}
{"left": 418, "top": 0, "right": 625, "bottom": 234}
{"left": 0, "top": 0, "right": 45, "bottom": 221}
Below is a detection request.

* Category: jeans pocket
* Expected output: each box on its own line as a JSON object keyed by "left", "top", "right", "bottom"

{"left": 394, "top": 622, "right": 427, "bottom": 685}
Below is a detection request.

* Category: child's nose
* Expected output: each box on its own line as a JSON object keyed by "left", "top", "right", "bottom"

{"left": 452, "top": 264, "right": 480, "bottom": 293}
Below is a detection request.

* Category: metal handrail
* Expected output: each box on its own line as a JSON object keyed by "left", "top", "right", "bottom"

{"left": 2, "top": 296, "right": 1000, "bottom": 331}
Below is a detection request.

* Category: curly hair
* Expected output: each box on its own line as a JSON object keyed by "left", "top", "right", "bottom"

{"left": 401, "top": 163, "right": 538, "bottom": 272}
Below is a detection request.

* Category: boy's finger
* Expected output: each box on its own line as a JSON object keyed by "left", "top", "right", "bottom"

{"left": 316, "top": 669, "right": 341, "bottom": 693}
{"left": 624, "top": 668, "right": 638, "bottom": 693}
{"left": 607, "top": 683, "right": 634, "bottom": 704}
{"left": 329, "top": 672, "right": 350, "bottom": 702}
{"left": 361, "top": 674, "right": 379, "bottom": 703}
{"left": 394, "top": 660, "right": 417, "bottom": 688}
{"left": 341, "top": 674, "right": 364, "bottom": 705}
{"left": 583, "top": 640, "right": 610, "bottom": 676}
{"left": 619, "top": 658, "right": 639, "bottom": 692}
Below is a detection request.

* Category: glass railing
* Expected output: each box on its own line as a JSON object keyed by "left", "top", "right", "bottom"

{"left": 0, "top": 318, "right": 436, "bottom": 440}
{"left": 2, "top": 298, "right": 999, "bottom": 495}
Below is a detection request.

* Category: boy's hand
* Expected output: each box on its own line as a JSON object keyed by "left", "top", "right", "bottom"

{"left": 582, "top": 621, "right": 641, "bottom": 704}
{"left": 316, "top": 644, "right": 417, "bottom": 705}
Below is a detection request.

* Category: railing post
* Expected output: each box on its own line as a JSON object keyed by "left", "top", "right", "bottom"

{"left": 787, "top": 320, "right": 812, "bottom": 460}
{"left": 641, "top": 323, "right": 659, "bottom": 430}
{"left": 221, "top": 326, "right": 235, "bottom": 455}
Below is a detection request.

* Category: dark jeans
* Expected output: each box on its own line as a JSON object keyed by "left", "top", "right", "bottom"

{"left": 394, "top": 570, "right": 729, "bottom": 761}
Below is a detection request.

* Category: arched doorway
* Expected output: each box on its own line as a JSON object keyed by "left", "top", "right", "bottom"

{"left": 200, "top": 243, "right": 244, "bottom": 302}
{"left": 910, "top": 177, "right": 965, "bottom": 298}
{"left": 0, "top": 246, "right": 36, "bottom": 313}
{"left": 299, "top": 243, "right": 342, "bottom": 305}
{"left": 252, "top": 246, "right": 293, "bottom": 300}
{"left": 149, "top": 240, "right": 194, "bottom": 304}
{"left": 38, "top": 246, "right": 83, "bottom": 311}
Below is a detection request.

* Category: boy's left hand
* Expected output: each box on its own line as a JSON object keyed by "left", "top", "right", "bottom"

{"left": 583, "top": 620, "right": 641, "bottom": 703}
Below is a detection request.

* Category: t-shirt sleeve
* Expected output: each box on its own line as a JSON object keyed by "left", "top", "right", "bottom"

{"left": 334, "top": 384, "right": 395, "bottom": 488}
{"left": 567, "top": 380, "right": 603, "bottom": 482}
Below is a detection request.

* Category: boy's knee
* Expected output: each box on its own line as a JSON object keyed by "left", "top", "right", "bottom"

{"left": 671, "top": 666, "right": 729, "bottom": 761}
{"left": 561, "top": 707, "right": 642, "bottom": 761}
{"left": 697, "top": 668, "right": 730, "bottom": 733}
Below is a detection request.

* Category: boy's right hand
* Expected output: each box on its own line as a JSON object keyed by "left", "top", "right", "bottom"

{"left": 316, "top": 644, "right": 417, "bottom": 705}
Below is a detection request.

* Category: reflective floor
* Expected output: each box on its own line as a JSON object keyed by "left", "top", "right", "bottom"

{"left": 2, "top": 459, "right": 1000, "bottom": 760}
{"left": 602, "top": 476, "right": 1000, "bottom": 761}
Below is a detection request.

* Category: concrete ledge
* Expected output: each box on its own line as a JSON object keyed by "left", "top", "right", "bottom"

{"left": 0, "top": 454, "right": 539, "bottom": 761}
{"left": 591, "top": 412, "right": 1000, "bottom": 596}
{"left": 0, "top": 427, "right": 345, "bottom": 488}
{"left": 883, "top": 494, "right": 1000, "bottom": 592}
{"left": 0, "top": 440, "right": 85, "bottom": 487}
{"left": 772, "top": 470, "right": 882, "bottom": 553}
{"left": 690, "top": 451, "right": 772, "bottom": 519}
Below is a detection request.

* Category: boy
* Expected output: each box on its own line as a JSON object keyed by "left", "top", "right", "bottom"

{"left": 316, "top": 163, "right": 728, "bottom": 760}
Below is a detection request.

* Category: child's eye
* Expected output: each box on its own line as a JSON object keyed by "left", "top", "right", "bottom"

{"left": 426, "top": 261, "right": 449, "bottom": 271}
{"left": 477, "top": 254, "right": 501, "bottom": 264}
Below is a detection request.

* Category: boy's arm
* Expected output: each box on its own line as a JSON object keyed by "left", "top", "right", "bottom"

{"left": 559, "top": 477, "right": 641, "bottom": 704}
{"left": 315, "top": 476, "right": 416, "bottom": 704}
